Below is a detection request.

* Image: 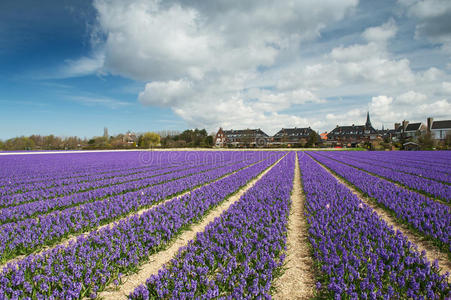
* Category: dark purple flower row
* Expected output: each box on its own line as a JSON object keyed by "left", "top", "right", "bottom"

{"left": 299, "top": 153, "right": 450, "bottom": 299}
{"left": 0, "top": 153, "right": 285, "bottom": 299}
{"left": 307, "top": 152, "right": 451, "bottom": 253}
{"left": 0, "top": 152, "right": 280, "bottom": 264}
{"left": 0, "top": 152, "right": 245, "bottom": 207}
{"left": 129, "top": 152, "right": 295, "bottom": 300}
{"left": 315, "top": 151, "right": 451, "bottom": 202}
{"left": 325, "top": 151, "right": 451, "bottom": 184}
{"left": 0, "top": 155, "right": 249, "bottom": 223}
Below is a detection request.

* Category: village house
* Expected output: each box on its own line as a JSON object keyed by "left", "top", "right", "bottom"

{"left": 215, "top": 128, "right": 269, "bottom": 147}
{"left": 272, "top": 127, "right": 315, "bottom": 146}
{"left": 327, "top": 112, "right": 378, "bottom": 147}
{"left": 428, "top": 118, "right": 451, "bottom": 141}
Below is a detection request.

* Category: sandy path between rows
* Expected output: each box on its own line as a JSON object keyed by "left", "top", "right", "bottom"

{"left": 273, "top": 152, "right": 315, "bottom": 299}
{"left": 98, "top": 154, "right": 287, "bottom": 299}
{"left": 309, "top": 154, "right": 451, "bottom": 278}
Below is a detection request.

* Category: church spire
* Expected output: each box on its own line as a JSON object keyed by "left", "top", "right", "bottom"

{"left": 365, "top": 111, "right": 372, "bottom": 128}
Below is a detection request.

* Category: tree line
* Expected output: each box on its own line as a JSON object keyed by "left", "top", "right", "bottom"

{"left": 0, "top": 129, "right": 215, "bottom": 151}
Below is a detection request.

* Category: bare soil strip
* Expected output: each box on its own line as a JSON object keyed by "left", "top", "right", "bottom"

{"left": 310, "top": 154, "right": 451, "bottom": 277}
{"left": 273, "top": 153, "right": 315, "bottom": 300}
{"left": 0, "top": 157, "right": 270, "bottom": 271}
{"left": 98, "top": 154, "right": 287, "bottom": 300}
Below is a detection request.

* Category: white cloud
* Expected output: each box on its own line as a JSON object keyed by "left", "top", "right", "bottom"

{"left": 400, "top": 0, "right": 451, "bottom": 53}
{"left": 396, "top": 91, "right": 427, "bottom": 104}
{"left": 58, "top": 0, "right": 451, "bottom": 133}
{"left": 139, "top": 79, "right": 193, "bottom": 107}
{"left": 362, "top": 20, "right": 397, "bottom": 44}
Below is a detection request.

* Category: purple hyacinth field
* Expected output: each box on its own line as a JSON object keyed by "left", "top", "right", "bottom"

{"left": 0, "top": 150, "right": 450, "bottom": 299}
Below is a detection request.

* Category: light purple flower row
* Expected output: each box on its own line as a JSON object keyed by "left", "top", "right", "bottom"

{"left": 1, "top": 158, "right": 185, "bottom": 197}
{"left": 326, "top": 151, "right": 451, "bottom": 184}
{"left": 0, "top": 152, "right": 280, "bottom": 264}
{"left": 0, "top": 152, "right": 285, "bottom": 299}
{"left": 0, "top": 151, "right": 233, "bottom": 186}
{"left": 308, "top": 151, "right": 451, "bottom": 253}
{"left": 315, "top": 151, "right": 451, "bottom": 202}
{"left": 347, "top": 151, "right": 451, "bottom": 175}
{"left": 130, "top": 152, "right": 295, "bottom": 300}
{"left": 0, "top": 152, "right": 245, "bottom": 206}
{"left": 0, "top": 155, "right": 249, "bottom": 223}
{"left": 1, "top": 151, "right": 240, "bottom": 196}
{"left": 299, "top": 153, "right": 450, "bottom": 299}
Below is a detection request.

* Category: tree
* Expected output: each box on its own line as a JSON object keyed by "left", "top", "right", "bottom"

{"left": 139, "top": 132, "right": 160, "bottom": 148}
{"left": 3, "top": 136, "right": 35, "bottom": 150}
{"left": 306, "top": 131, "right": 320, "bottom": 148}
{"left": 0, "top": 140, "right": 3, "bottom": 150}
{"left": 418, "top": 132, "right": 434, "bottom": 150}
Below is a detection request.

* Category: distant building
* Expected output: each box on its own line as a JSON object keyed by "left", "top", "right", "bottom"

{"left": 320, "top": 132, "right": 328, "bottom": 141}
{"left": 123, "top": 131, "right": 137, "bottom": 144}
{"left": 272, "top": 127, "right": 315, "bottom": 146}
{"left": 327, "top": 112, "right": 377, "bottom": 147}
{"left": 104, "top": 127, "right": 109, "bottom": 139}
{"left": 393, "top": 120, "right": 426, "bottom": 141}
{"left": 429, "top": 118, "right": 451, "bottom": 141}
{"left": 215, "top": 128, "right": 269, "bottom": 147}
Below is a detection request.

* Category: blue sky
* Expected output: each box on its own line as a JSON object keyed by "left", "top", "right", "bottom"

{"left": 1, "top": 0, "right": 450, "bottom": 139}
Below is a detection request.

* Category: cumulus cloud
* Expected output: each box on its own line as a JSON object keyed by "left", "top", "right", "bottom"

{"left": 362, "top": 19, "right": 397, "bottom": 44}
{"left": 60, "top": 0, "right": 451, "bottom": 132}
{"left": 400, "top": 0, "right": 451, "bottom": 53}
{"left": 87, "top": 0, "right": 359, "bottom": 132}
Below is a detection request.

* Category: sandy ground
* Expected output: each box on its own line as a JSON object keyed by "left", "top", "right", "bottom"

{"left": 310, "top": 154, "right": 451, "bottom": 277}
{"left": 273, "top": 153, "right": 315, "bottom": 299}
{"left": 98, "top": 154, "right": 287, "bottom": 299}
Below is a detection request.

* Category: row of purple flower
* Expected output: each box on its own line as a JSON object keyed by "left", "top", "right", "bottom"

{"left": 0, "top": 152, "right": 279, "bottom": 265}
{"left": 299, "top": 153, "right": 449, "bottom": 299}
{"left": 314, "top": 152, "right": 451, "bottom": 201}
{"left": 0, "top": 152, "right": 284, "bottom": 298}
{"left": 1, "top": 156, "right": 198, "bottom": 197}
{"left": 0, "top": 152, "right": 246, "bottom": 205}
{"left": 308, "top": 152, "right": 451, "bottom": 253}
{"left": 326, "top": 151, "right": 451, "bottom": 184}
{"left": 0, "top": 155, "right": 248, "bottom": 224}
{"left": 129, "top": 152, "right": 295, "bottom": 299}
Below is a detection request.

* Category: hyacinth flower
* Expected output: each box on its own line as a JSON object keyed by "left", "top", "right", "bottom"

{"left": 324, "top": 151, "right": 451, "bottom": 184}
{"left": 0, "top": 152, "right": 280, "bottom": 264}
{"left": 328, "top": 150, "right": 450, "bottom": 177}
{"left": 314, "top": 151, "right": 451, "bottom": 202}
{"left": 0, "top": 154, "right": 253, "bottom": 224}
{"left": 299, "top": 153, "right": 450, "bottom": 299}
{"left": 0, "top": 153, "right": 285, "bottom": 298}
{"left": 0, "top": 151, "right": 249, "bottom": 208}
{"left": 308, "top": 152, "right": 451, "bottom": 253}
{"left": 129, "top": 152, "right": 295, "bottom": 299}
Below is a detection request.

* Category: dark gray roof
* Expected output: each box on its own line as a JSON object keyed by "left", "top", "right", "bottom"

{"left": 328, "top": 125, "right": 377, "bottom": 136}
{"left": 405, "top": 123, "right": 422, "bottom": 132}
{"left": 273, "top": 127, "right": 314, "bottom": 137}
{"left": 223, "top": 129, "right": 269, "bottom": 137}
{"left": 431, "top": 120, "right": 451, "bottom": 130}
